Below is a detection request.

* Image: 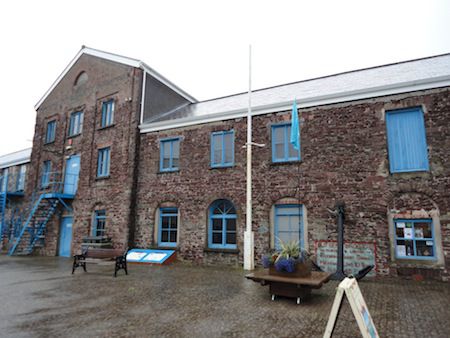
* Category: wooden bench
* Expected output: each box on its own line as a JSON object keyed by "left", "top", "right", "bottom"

{"left": 72, "top": 248, "right": 128, "bottom": 277}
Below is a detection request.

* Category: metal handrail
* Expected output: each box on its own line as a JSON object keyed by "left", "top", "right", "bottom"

{"left": 39, "top": 171, "right": 78, "bottom": 194}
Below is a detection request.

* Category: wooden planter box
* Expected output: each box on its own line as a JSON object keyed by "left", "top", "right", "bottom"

{"left": 268, "top": 260, "right": 312, "bottom": 278}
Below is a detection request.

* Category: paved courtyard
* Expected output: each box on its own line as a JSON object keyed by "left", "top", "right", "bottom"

{"left": 0, "top": 256, "right": 449, "bottom": 338}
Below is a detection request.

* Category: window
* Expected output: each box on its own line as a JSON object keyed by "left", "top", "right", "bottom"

{"left": 274, "top": 205, "right": 303, "bottom": 250}
{"left": 97, "top": 147, "right": 110, "bottom": 178}
{"left": 158, "top": 208, "right": 178, "bottom": 247}
{"left": 68, "top": 111, "right": 84, "bottom": 136}
{"left": 101, "top": 99, "right": 114, "bottom": 128}
{"left": 93, "top": 210, "right": 106, "bottom": 237}
{"left": 160, "top": 138, "right": 180, "bottom": 172}
{"left": 211, "top": 130, "right": 234, "bottom": 167}
{"left": 16, "top": 164, "right": 26, "bottom": 191}
{"left": 272, "top": 123, "right": 300, "bottom": 162}
{"left": 45, "top": 120, "right": 56, "bottom": 143}
{"left": 0, "top": 168, "right": 8, "bottom": 192}
{"left": 394, "top": 219, "right": 435, "bottom": 260}
{"left": 41, "top": 161, "right": 51, "bottom": 188}
{"left": 208, "top": 199, "right": 237, "bottom": 249}
{"left": 386, "top": 107, "right": 429, "bottom": 173}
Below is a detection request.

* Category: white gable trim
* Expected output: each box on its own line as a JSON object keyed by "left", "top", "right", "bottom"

{"left": 34, "top": 46, "right": 196, "bottom": 110}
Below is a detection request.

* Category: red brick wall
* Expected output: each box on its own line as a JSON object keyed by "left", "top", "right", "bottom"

{"left": 135, "top": 88, "right": 450, "bottom": 279}
{"left": 27, "top": 54, "right": 143, "bottom": 256}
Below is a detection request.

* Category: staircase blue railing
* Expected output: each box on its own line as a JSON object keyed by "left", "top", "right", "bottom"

{"left": 6, "top": 171, "right": 76, "bottom": 256}
{"left": 0, "top": 192, "right": 6, "bottom": 239}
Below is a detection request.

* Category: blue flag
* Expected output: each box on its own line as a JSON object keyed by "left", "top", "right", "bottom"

{"left": 290, "top": 99, "right": 300, "bottom": 150}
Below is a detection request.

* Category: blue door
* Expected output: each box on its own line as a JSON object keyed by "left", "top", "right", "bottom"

{"left": 59, "top": 216, "right": 73, "bottom": 257}
{"left": 64, "top": 155, "right": 80, "bottom": 195}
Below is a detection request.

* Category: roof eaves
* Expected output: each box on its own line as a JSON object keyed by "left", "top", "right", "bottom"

{"left": 139, "top": 75, "right": 450, "bottom": 133}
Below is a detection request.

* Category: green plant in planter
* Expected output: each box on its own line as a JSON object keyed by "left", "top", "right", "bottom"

{"left": 262, "top": 239, "right": 311, "bottom": 275}
{"left": 276, "top": 239, "right": 301, "bottom": 261}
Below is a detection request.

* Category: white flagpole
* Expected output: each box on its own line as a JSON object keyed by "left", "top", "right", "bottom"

{"left": 244, "top": 45, "right": 255, "bottom": 270}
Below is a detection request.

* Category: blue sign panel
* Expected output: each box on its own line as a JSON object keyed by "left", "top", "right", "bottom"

{"left": 126, "top": 249, "right": 176, "bottom": 264}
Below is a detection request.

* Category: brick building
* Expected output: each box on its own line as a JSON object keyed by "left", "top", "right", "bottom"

{"left": 1, "top": 47, "right": 449, "bottom": 281}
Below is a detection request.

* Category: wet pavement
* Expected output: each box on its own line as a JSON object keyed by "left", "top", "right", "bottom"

{"left": 0, "top": 256, "right": 449, "bottom": 338}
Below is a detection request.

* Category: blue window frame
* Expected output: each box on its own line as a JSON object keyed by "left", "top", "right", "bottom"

{"left": 211, "top": 130, "right": 234, "bottom": 167}
{"left": 93, "top": 210, "right": 106, "bottom": 236}
{"left": 208, "top": 199, "right": 237, "bottom": 249}
{"left": 271, "top": 123, "right": 300, "bottom": 162}
{"left": 68, "top": 111, "right": 84, "bottom": 136}
{"left": 16, "top": 164, "right": 26, "bottom": 192}
{"left": 394, "top": 219, "right": 435, "bottom": 260}
{"left": 45, "top": 120, "right": 56, "bottom": 143}
{"left": 386, "top": 107, "right": 429, "bottom": 173}
{"left": 160, "top": 138, "right": 180, "bottom": 172}
{"left": 158, "top": 208, "right": 178, "bottom": 247}
{"left": 101, "top": 99, "right": 114, "bottom": 128}
{"left": 274, "top": 204, "right": 303, "bottom": 250}
{"left": 41, "top": 161, "right": 51, "bottom": 188}
{"left": 97, "top": 147, "right": 110, "bottom": 178}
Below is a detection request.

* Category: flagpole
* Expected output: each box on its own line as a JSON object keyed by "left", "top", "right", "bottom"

{"left": 244, "top": 45, "right": 255, "bottom": 270}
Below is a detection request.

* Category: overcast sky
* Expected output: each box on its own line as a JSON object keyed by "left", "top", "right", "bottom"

{"left": 0, "top": 0, "right": 449, "bottom": 155}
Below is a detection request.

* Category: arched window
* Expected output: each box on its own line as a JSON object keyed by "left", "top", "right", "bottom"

{"left": 74, "top": 71, "right": 88, "bottom": 86}
{"left": 208, "top": 199, "right": 237, "bottom": 249}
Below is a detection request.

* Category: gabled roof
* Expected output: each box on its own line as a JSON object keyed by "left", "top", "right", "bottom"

{"left": 35, "top": 46, "right": 197, "bottom": 110}
{"left": 0, "top": 148, "right": 31, "bottom": 169}
{"left": 140, "top": 52, "right": 450, "bottom": 133}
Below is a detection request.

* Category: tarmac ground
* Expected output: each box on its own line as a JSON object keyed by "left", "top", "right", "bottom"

{"left": 0, "top": 256, "right": 449, "bottom": 338}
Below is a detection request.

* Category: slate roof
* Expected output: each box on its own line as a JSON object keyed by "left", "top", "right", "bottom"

{"left": 141, "top": 53, "right": 450, "bottom": 132}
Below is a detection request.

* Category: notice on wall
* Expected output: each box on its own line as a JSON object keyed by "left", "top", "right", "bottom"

{"left": 315, "top": 241, "right": 376, "bottom": 277}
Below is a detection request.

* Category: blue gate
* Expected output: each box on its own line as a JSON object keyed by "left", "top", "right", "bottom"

{"left": 59, "top": 216, "right": 73, "bottom": 257}
{"left": 63, "top": 155, "right": 80, "bottom": 195}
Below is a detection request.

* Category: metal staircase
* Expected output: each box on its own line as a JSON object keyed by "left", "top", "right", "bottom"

{"left": 7, "top": 194, "right": 62, "bottom": 255}
{"left": 0, "top": 192, "right": 7, "bottom": 239}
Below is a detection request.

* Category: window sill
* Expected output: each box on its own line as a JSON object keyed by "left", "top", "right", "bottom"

{"left": 95, "top": 175, "right": 110, "bottom": 181}
{"left": 98, "top": 124, "right": 115, "bottom": 131}
{"left": 44, "top": 141, "right": 55, "bottom": 145}
{"left": 204, "top": 247, "right": 239, "bottom": 254}
{"left": 389, "top": 170, "right": 430, "bottom": 178}
{"left": 209, "top": 164, "right": 234, "bottom": 170}
{"left": 156, "top": 245, "right": 178, "bottom": 250}
{"left": 270, "top": 160, "right": 301, "bottom": 166}
{"left": 158, "top": 169, "right": 180, "bottom": 174}
{"left": 391, "top": 258, "right": 442, "bottom": 268}
{"left": 67, "top": 133, "right": 82, "bottom": 139}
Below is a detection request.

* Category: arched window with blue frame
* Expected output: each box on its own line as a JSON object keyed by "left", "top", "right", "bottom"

{"left": 208, "top": 199, "right": 237, "bottom": 249}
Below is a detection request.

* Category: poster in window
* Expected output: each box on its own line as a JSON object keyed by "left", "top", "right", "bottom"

{"left": 396, "top": 222, "right": 406, "bottom": 228}
{"left": 404, "top": 228, "right": 413, "bottom": 239}
{"left": 415, "top": 228, "right": 424, "bottom": 239}
{"left": 396, "top": 245, "right": 406, "bottom": 257}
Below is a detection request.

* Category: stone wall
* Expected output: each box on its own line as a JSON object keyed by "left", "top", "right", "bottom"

{"left": 26, "top": 54, "right": 143, "bottom": 256}
{"left": 134, "top": 87, "right": 450, "bottom": 280}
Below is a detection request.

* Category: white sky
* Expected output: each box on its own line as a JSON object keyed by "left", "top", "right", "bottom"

{"left": 0, "top": 0, "right": 449, "bottom": 155}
